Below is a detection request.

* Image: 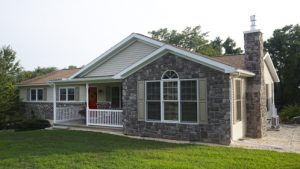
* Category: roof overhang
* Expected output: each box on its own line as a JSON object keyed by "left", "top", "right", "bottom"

{"left": 263, "top": 53, "right": 280, "bottom": 82}
{"left": 49, "top": 76, "right": 121, "bottom": 85}
{"left": 17, "top": 83, "right": 50, "bottom": 87}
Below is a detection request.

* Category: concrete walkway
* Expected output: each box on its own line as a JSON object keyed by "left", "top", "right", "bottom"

{"left": 231, "top": 124, "right": 300, "bottom": 153}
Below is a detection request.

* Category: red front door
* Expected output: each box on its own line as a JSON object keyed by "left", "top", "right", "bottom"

{"left": 88, "top": 87, "right": 97, "bottom": 109}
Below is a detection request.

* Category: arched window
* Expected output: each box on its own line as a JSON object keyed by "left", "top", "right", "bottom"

{"left": 161, "top": 70, "right": 179, "bottom": 79}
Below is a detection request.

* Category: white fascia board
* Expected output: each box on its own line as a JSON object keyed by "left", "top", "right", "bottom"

{"left": 69, "top": 33, "right": 164, "bottom": 79}
{"left": 17, "top": 83, "right": 50, "bottom": 87}
{"left": 235, "top": 69, "right": 255, "bottom": 77}
{"left": 113, "top": 45, "right": 236, "bottom": 79}
{"left": 51, "top": 76, "right": 114, "bottom": 83}
{"left": 263, "top": 53, "right": 280, "bottom": 82}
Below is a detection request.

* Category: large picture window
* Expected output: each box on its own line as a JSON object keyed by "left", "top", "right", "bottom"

{"left": 146, "top": 70, "right": 199, "bottom": 123}
{"left": 59, "top": 87, "right": 75, "bottom": 101}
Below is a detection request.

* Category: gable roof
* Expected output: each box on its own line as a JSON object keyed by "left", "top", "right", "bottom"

{"left": 18, "top": 68, "right": 81, "bottom": 86}
{"left": 69, "top": 33, "right": 164, "bottom": 79}
{"left": 69, "top": 33, "right": 255, "bottom": 80}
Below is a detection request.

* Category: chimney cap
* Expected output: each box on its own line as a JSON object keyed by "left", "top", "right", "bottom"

{"left": 244, "top": 15, "right": 261, "bottom": 34}
{"left": 250, "top": 15, "right": 256, "bottom": 31}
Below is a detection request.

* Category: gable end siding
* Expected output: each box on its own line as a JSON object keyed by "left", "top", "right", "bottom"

{"left": 84, "top": 41, "right": 158, "bottom": 77}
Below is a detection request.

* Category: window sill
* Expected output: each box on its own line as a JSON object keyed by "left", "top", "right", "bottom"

{"left": 145, "top": 120, "right": 200, "bottom": 125}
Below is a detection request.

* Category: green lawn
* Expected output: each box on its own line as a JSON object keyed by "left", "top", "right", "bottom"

{"left": 0, "top": 130, "right": 299, "bottom": 169}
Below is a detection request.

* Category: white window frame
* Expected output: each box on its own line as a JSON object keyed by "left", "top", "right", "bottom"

{"left": 59, "top": 87, "right": 75, "bottom": 102}
{"left": 30, "top": 88, "right": 44, "bottom": 102}
{"left": 145, "top": 80, "right": 161, "bottom": 121}
{"left": 110, "top": 85, "right": 122, "bottom": 109}
{"left": 145, "top": 70, "right": 199, "bottom": 124}
{"left": 234, "top": 78, "right": 243, "bottom": 122}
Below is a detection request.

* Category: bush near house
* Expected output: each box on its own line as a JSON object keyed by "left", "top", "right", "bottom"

{"left": 280, "top": 104, "right": 300, "bottom": 123}
{"left": 0, "top": 119, "right": 50, "bottom": 130}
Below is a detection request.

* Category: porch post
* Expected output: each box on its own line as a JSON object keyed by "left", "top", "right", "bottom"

{"left": 86, "top": 83, "right": 89, "bottom": 126}
{"left": 53, "top": 83, "right": 56, "bottom": 123}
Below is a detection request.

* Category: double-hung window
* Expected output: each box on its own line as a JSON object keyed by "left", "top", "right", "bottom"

{"left": 235, "top": 79, "right": 242, "bottom": 121}
{"left": 30, "top": 88, "right": 44, "bottom": 101}
{"left": 59, "top": 87, "right": 75, "bottom": 101}
{"left": 146, "top": 70, "right": 199, "bottom": 123}
{"left": 146, "top": 82, "right": 161, "bottom": 120}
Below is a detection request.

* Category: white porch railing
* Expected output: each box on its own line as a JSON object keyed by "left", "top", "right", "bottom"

{"left": 56, "top": 106, "right": 83, "bottom": 122}
{"left": 88, "top": 109, "right": 123, "bottom": 127}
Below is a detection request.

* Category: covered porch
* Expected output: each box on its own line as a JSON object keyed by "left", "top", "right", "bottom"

{"left": 52, "top": 80, "right": 123, "bottom": 128}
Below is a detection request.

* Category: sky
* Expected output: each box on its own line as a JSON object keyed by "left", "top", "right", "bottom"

{"left": 0, "top": 0, "right": 299, "bottom": 70}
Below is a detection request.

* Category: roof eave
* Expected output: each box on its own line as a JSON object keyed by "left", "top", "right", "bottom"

{"left": 264, "top": 53, "right": 280, "bottom": 83}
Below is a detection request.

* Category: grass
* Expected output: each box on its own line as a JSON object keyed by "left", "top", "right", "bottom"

{"left": 0, "top": 130, "right": 299, "bottom": 169}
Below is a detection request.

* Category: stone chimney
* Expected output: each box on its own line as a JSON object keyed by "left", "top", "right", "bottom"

{"left": 244, "top": 15, "right": 267, "bottom": 138}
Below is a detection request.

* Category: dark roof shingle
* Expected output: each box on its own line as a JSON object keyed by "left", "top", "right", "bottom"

{"left": 19, "top": 68, "right": 81, "bottom": 85}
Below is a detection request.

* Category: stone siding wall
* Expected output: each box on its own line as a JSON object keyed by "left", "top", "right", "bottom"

{"left": 22, "top": 102, "right": 53, "bottom": 120}
{"left": 122, "top": 54, "right": 231, "bottom": 145}
{"left": 244, "top": 31, "right": 267, "bottom": 138}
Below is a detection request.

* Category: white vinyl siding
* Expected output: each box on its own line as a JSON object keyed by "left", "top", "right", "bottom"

{"left": 84, "top": 41, "right": 157, "bottom": 77}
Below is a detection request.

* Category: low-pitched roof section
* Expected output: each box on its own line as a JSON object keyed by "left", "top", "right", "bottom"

{"left": 18, "top": 68, "right": 81, "bottom": 86}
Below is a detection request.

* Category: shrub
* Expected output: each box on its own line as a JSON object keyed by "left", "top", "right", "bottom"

{"left": 1, "top": 119, "right": 51, "bottom": 131}
{"left": 280, "top": 104, "right": 300, "bottom": 123}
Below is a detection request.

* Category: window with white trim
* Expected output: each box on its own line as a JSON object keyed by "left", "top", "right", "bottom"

{"left": 59, "top": 87, "right": 75, "bottom": 101}
{"left": 235, "top": 79, "right": 242, "bottom": 121}
{"left": 146, "top": 82, "right": 161, "bottom": 120}
{"left": 30, "top": 88, "right": 43, "bottom": 101}
{"left": 146, "top": 70, "right": 198, "bottom": 123}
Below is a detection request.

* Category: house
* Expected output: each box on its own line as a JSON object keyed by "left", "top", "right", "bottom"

{"left": 18, "top": 22, "right": 279, "bottom": 145}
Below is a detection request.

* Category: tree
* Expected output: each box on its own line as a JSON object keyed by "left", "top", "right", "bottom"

{"left": 17, "top": 66, "right": 57, "bottom": 82}
{"left": 264, "top": 24, "right": 300, "bottom": 107}
{"left": 210, "top": 37, "right": 223, "bottom": 55}
{"left": 149, "top": 26, "right": 241, "bottom": 56}
{"left": 222, "top": 37, "right": 243, "bottom": 55}
{"left": 0, "top": 46, "right": 21, "bottom": 123}
{"left": 67, "top": 65, "right": 77, "bottom": 69}
{"left": 149, "top": 26, "right": 220, "bottom": 56}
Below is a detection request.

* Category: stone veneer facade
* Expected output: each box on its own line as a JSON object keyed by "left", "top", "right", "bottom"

{"left": 122, "top": 54, "right": 232, "bottom": 145}
{"left": 22, "top": 102, "right": 86, "bottom": 120}
{"left": 244, "top": 31, "right": 267, "bottom": 138}
{"left": 22, "top": 102, "right": 53, "bottom": 120}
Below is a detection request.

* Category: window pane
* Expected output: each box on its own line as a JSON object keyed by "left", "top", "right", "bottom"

{"left": 164, "top": 102, "right": 178, "bottom": 120}
{"left": 181, "top": 80, "right": 197, "bottom": 100}
{"left": 68, "top": 88, "right": 75, "bottom": 101}
{"left": 60, "top": 88, "right": 66, "bottom": 101}
{"left": 162, "top": 70, "right": 178, "bottom": 79}
{"left": 147, "top": 102, "right": 161, "bottom": 120}
{"left": 266, "top": 84, "right": 269, "bottom": 111}
{"left": 235, "top": 80, "right": 241, "bottom": 99}
{"left": 163, "top": 81, "right": 178, "bottom": 100}
{"left": 37, "top": 89, "right": 43, "bottom": 101}
{"left": 31, "top": 89, "right": 36, "bottom": 101}
{"left": 236, "top": 100, "right": 242, "bottom": 121}
{"left": 147, "top": 82, "right": 160, "bottom": 100}
{"left": 181, "top": 102, "right": 197, "bottom": 122}
{"left": 111, "top": 87, "right": 120, "bottom": 108}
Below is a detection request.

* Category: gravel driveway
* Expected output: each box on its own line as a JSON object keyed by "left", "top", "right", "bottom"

{"left": 231, "top": 124, "right": 300, "bottom": 153}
